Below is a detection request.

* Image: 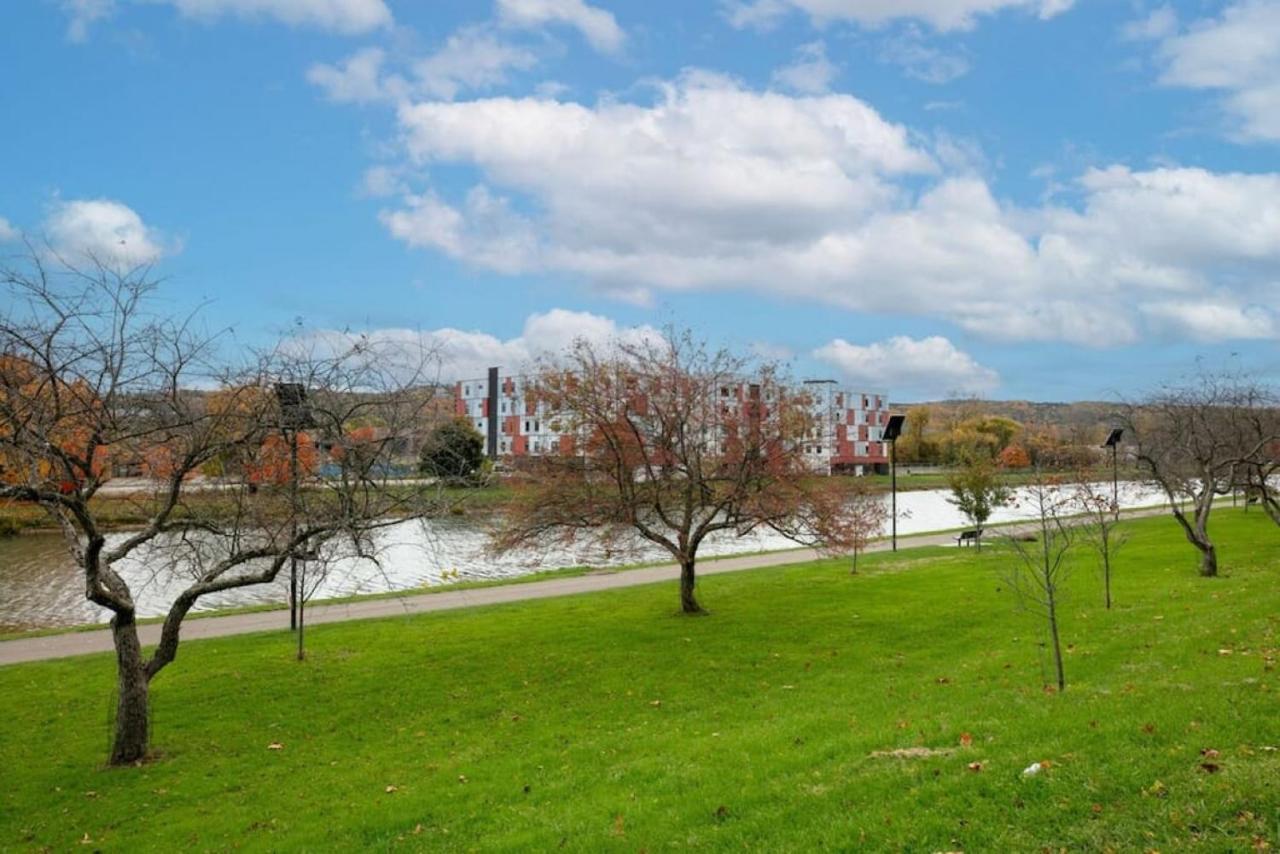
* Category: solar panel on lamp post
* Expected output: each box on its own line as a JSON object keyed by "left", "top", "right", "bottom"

{"left": 1103, "top": 427, "right": 1124, "bottom": 521}
{"left": 883, "top": 414, "right": 906, "bottom": 552}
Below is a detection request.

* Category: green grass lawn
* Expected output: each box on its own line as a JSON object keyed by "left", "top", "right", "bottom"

{"left": 1, "top": 510, "right": 1277, "bottom": 851}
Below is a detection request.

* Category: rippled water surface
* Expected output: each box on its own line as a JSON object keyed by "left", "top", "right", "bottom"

{"left": 0, "top": 482, "right": 1170, "bottom": 631}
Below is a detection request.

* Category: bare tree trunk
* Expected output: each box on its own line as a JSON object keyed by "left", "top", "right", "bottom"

{"left": 109, "top": 614, "right": 150, "bottom": 765}
{"left": 1046, "top": 591, "right": 1065, "bottom": 692}
{"left": 1102, "top": 551, "right": 1112, "bottom": 610}
{"left": 1198, "top": 542, "right": 1218, "bottom": 578}
{"left": 679, "top": 558, "right": 703, "bottom": 615}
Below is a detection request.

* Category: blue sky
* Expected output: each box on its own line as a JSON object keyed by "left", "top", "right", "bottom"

{"left": 2, "top": 0, "right": 1278, "bottom": 401}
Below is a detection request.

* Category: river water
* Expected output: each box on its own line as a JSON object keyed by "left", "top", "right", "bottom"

{"left": 0, "top": 482, "right": 1170, "bottom": 632}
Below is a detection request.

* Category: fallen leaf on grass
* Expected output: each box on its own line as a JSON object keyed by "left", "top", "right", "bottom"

{"left": 267, "top": 742, "right": 284, "bottom": 751}
{"left": 385, "top": 785, "right": 398, "bottom": 794}
{"left": 959, "top": 732, "right": 973, "bottom": 747}
{"left": 1200, "top": 748, "right": 1220, "bottom": 759}
{"left": 649, "top": 700, "right": 662, "bottom": 708}
{"left": 967, "top": 762, "right": 983, "bottom": 772}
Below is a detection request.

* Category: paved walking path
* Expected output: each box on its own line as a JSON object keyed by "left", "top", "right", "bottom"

{"left": 0, "top": 507, "right": 1176, "bottom": 667}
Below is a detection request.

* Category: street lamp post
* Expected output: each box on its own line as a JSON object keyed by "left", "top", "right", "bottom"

{"left": 274, "top": 383, "right": 314, "bottom": 641}
{"left": 1103, "top": 427, "right": 1124, "bottom": 521}
{"left": 883, "top": 414, "right": 906, "bottom": 552}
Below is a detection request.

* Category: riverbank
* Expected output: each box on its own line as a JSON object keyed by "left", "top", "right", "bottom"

{"left": 0, "top": 469, "right": 1149, "bottom": 536}
{"left": 1, "top": 509, "right": 1275, "bottom": 850}
{"left": 0, "top": 501, "right": 1188, "bottom": 648}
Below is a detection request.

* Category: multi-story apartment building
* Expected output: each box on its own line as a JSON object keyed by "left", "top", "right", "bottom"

{"left": 455, "top": 368, "right": 891, "bottom": 475}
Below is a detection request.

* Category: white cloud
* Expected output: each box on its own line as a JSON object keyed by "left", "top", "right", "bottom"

{"left": 373, "top": 73, "right": 1280, "bottom": 346}
{"left": 0, "top": 217, "right": 18, "bottom": 242}
{"left": 1141, "top": 300, "right": 1275, "bottom": 342}
{"left": 308, "top": 28, "right": 539, "bottom": 105}
{"left": 414, "top": 26, "right": 540, "bottom": 100}
{"left": 878, "top": 26, "right": 971, "bottom": 83}
{"left": 723, "top": 0, "right": 1073, "bottom": 32}
{"left": 62, "top": 0, "right": 115, "bottom": 42}
{"left": 496, "top": 0, "right": 625, "bottom": 54}
{"left": 307, "top": 47, "right": 407, "bottom": 104}
{"left": 1121, "top": 5, "right": 1177, "bottom": 42}
{"left": 772, "top": 41, "right": 839, "bottom": 94}
{"left": 814, "top": 335, "right": 1000, "bottom": 397}
{"left": 1147, "top": 0, "right": 1280, "bottom": 142}
{"left": 43, "top": 199, "right": 170, "bottom": 265}
{"left": 64, "top": 0, "right": 391, "bottom": 38}
{"left": 309, "top": 309, "right": 661, "bottom": 382}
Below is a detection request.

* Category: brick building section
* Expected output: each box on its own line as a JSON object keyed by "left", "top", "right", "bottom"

{"left": 455, "top": 369, "right": 891, "bottom": 475}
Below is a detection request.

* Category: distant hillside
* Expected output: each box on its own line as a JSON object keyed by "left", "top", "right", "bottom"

{"left": 892, "top": 399, "right": 1125, "bottom": 433}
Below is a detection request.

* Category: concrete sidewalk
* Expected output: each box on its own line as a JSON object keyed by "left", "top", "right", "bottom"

{"left": 0, "top": 507, "right": 1173, "bottom": 667}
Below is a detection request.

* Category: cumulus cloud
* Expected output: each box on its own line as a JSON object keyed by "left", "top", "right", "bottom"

{"left": 1141, "top": 300, "right": 1275, "bottom": 342}
{"left": 414, "top": 26, "right": 540, "bottom": 100}
{"left": 309, "top": 26, "right": 543, "bottom": 105}
{"left": 44, "top": 199, "right": 171, "bottom": 265}
{"left": 64, "top": 0, "right": 391, "bottom": 38}
{"left": 0, "top": 217, "right": 18, "bottom": 242}
{"left": 496, "top": 0, "right": 625, "bottom": 54}
{"left": 772, "top": 41, "right": 839, "bottom": 94}
{"left": 1142, "top": 0, "right": 1280, "bottom": 142}
{"left": 371, "top": 71, "right": 1280, "bottom": 346}
{"left": 307, "top": 309, "right": 661, "bottom": 382}
{"left": 307, "top": 47, "right": 406, "bottom": 104}
{"left": 814, "top": 335, "right": 1000, "bottom": 398}
{"left": 723, "top": 0, "right": 1074, "bottom": 32}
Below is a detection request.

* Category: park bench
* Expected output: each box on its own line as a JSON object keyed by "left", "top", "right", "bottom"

{"left": 955, "top": 529, "right": 980, "bottom": 547}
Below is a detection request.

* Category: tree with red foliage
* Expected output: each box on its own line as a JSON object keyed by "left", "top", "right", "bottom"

{"left": 997, "top": 443, "right": 1031, "bottom": 469}
{"left": 490, "top": 329, "right": 870, "bottom": 614}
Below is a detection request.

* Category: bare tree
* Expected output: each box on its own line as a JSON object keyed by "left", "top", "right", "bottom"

{"left": 0, "top": 252, "right": 442, "bottom": 764}
{"left": 1123, "top": 370, "right": 1277, "bottom": 577}
{"left": 845, "top": 480, "right": 888, "bottom": 574}
{"left": 1002, "top": 473, "right": 1077, "bottom": 692}
{"left": 489, "top": 330, "right": 868, "bottom": 614}
{"left": 1226, "top": 386, "right": 1280, "bottom": 527}
{"left": 1073, "top": 474, "right": 1127, "bottom": 610}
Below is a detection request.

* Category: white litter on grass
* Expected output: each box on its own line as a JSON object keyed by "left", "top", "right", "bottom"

{"left": 1022, "top": 762, "right": 1042, "bottom": 777}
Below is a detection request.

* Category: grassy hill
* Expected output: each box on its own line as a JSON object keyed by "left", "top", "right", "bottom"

{"left": 1, "top": 510, "right": 1277, "bottom": 850}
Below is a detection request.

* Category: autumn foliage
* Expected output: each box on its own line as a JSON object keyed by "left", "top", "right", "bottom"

{"left": 246, "top": 432, "right": 319, "bottom": 485}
